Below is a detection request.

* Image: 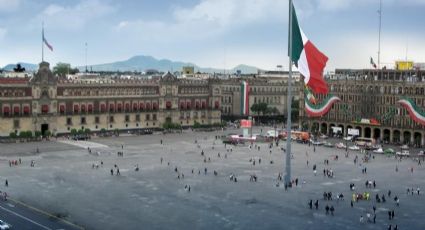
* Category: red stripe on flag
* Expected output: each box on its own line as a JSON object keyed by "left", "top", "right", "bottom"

{"left": 304, "top": 41, "right": 328, "bottom": 94}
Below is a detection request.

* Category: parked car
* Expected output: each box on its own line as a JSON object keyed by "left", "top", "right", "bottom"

{"left": 373, "top": 148, "right": 384, "bottom": 154}
{"left": 0, "top": 220, "right": 11, "bottom": 230}
{"left": 324, "top": 142, "right": 334, "bottom": 148}
{"left": 396, "top": 150, "right": 410, "bottom": 157}
{"left": 348, "top": 145, "right": 360, "bottom": 151}
{"left": 401, "top": 145, "right": 409, "bottom": 150}
{"left": 343, "top": 136, "right": 353, "bottom": 141}
{"left": 335, "top": 142, "right": 347, "bottom": 149}
{"left": 319, "top": 134, "right": 328, "bottom": 139}
{"left": 310, "top": 140, "right": 323, "bottom": 146}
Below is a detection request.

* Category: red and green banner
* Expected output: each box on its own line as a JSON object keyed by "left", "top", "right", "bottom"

{"left": 241, "top": 81, "right": 249, "bottom": 115}
{"left": 305, "top": 94, "right": 340, "bottom": 117}
{"left": 290, "top": 2, "right": 328, "bottom": 94}
{"left": 398, "top": 97, "right": 425, "bottom": 125}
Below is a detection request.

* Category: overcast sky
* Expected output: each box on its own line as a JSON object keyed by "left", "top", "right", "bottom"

{"left": 1, "top": 0, "right": 425, "bottom": 71}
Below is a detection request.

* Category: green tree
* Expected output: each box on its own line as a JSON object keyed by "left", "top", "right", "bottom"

{"left": 26, "top": 130, "right": 33, "bottom": 138}
{"left": 9, "top": 132, "right": 17, "bottom": 138}
{"left": 35, "top": 131, "right": 42, "bottom": 138}
{"left": 19, "top": 131, "right": 27, "bottom": 139}
{"left": 70, "top": 129, "right": 77, "bottom": 136}
{"left": 53, "top": 63, "right": 79, "bottom": 77}
{"left": 84, "top": 128, "right": 91, "bottom": 135}
{"left": 13, "top": 63, "right": 25, "bottom": 72}
{"left": 44, "top": 130, "right": 51, "bottom": 137}
{"left": 100, "top": 128, "right": 106, "bottom": 133}
{"left": 77, "top": 129, "right": 84, "bottom": 135}
{"left": 291, "top": 98, "right": 299, "bottom": 122}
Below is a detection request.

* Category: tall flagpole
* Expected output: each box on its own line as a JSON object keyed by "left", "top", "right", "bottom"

{"left": 377, "top": 0, "right": 382, "bottom": 69}
{"left": 285, "top": 0, "right": 293, "bottom": 186}
{"left": 42, "top": 22, "right": 44, "bottom": 62}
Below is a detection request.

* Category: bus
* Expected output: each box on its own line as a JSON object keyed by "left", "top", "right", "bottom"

{"left": 355, "top": 137, "right": 375, "bottom": 147}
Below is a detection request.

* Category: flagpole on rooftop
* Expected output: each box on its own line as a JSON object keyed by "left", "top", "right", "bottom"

{"left": 285, "top": 0, "right": 293, "bottom": 186}
{"left": 42, "top": 22, "right": 44, "bottom": 62}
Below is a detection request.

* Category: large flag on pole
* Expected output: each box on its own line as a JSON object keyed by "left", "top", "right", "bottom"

{"left": 289, "top": 3, "right": 328, "bottom": 94}
{"left": 42, "top": 29, "right": 53, "bottom": 51}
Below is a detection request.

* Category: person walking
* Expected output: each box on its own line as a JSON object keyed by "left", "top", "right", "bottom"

{"left": 5, "top": 180, "right": 8, "bottom": 187}
{"left": 314, "top": 200, "right": 319, "bottom": 210}
{"left": 330, "top": 206, "right": 334, "bottom": 216}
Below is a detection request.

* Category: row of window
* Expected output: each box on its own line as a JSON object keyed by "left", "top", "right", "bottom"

{"left": 66, "top": 114, "right": 157, "bottom": 126}
{"left": 62, "top": 88, "right": 159, "bottom": 97}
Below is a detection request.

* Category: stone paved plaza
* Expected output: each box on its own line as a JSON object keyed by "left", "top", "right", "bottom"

{"left": 0, "top": 127, "right": 424, "bottom": 230}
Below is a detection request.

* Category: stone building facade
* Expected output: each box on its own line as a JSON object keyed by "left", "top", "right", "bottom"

{"left": 0, "top": 62, "right": 222, "bottom": 136}
{"left": 300, "top": 69, "right": 425, "bottom": 147}
{"left": 0, "top": 62, "right": 297, "bottom": 136}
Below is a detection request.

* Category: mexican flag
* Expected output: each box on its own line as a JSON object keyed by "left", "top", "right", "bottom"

{"left": 290, "top": 2, "right": 328, "bottom": 94}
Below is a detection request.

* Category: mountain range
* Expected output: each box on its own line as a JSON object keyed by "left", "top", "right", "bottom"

{"left": 1, "top": 55, "right": 260, "bottom": 74}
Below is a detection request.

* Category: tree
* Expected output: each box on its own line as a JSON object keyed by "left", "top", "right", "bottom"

{"left": 9, "top": 132, "right": 17, "bottom": 138}
{"left": 70, "top": 129, "right": 77, "bottom": 136}
{"left": 84, "top": 128, "right": 91, "bottom": 135}
{"left": 19, "top": 131, "right": 27, "bottom": 139}
{"left": 35, "top": 131, "right": 42, "bottom": 138}
{"left": 291, "top": 98, "right": 300, "bottom": 122}
{"left": 13, "top": 64, "right": 25, "bottom": 72}
{"left": 44, "top": 130, "right": 51, "bottom": 137}
{"left": 26, "top": 131, "right": 33, "bottom": 138}
{"left": 53, "top": 63, "right": 79, "bottom": 77}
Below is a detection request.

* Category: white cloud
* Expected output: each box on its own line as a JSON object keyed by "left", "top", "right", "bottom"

{"left": 34, "top": 0, "right": 115, "bottom": 30}
{"left": 115, "top": 0, "right": 287, "bottom": 42}
{"left": 0, "top": 0, "right": 20, "bottom": 12}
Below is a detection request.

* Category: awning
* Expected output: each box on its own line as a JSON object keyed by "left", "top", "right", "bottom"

{"left": 59, "top": 105, "right": 65, "bottom": 112}
{"left": 3, "top": 106, "right": 10, "bottom": 113}
{"left": 214, "top": 101, "right": 220, "bottom": 108}
{"left": 195, "top": 101, "right": 200, "bottom": 109}
{"left": 186, "top": 101, "right": 191, "bottom": 109}
{"left": 202, "top": 101, "right": 206, "bottom": 109}
{"left": 88, "top": 104, "right": 93, "bottom": 112}
{"left": 74, "top": 104, "right": 79, "bottom": 112}
{"left": 14, "top": 106, "right": 20, "bottom": 113}
{"left": 81, "top": 104, "right": 86, "bottom": 112}
{"left": 146, "top": 103, "right": 151, "bottom": 110}
{"left": 166, "top": 101, "right": 172, "bottom": 108}
{"left": 24, "top": 106, "right": 30, "bottom": 113}
{"left": 180, "top": 102, "right": 186, "bottom": 109}
{"left": 100, "top": 104, "right": 106, "bottom": 112}
{"left": 139, "top": 103, "right": 145, "bottom": 110}
{"left": 133, "top": 103, "right": 138, "bottom": 110}
{"left": 152, "top": 102, "right": 158, "bottom": 110}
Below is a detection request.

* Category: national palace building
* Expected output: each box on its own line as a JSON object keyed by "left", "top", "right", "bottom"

{"left": 0, "top": 62, "right": 298, "bottom": 136}
{"left": 299, "top": 68, "right": 425, "bottom": 147}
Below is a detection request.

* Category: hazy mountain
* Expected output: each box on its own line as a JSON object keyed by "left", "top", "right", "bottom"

{"left": 2, "top": 56, "right": 260, "bottom": 74}
{"left": 82, "top": 55, "right": 260, "bottom": 74}
{"left": 2, "top": 62, "right": 38, "bottom": 72}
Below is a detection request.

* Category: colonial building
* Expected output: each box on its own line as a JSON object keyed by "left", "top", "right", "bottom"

{"left": 0, "top": 62, "right": 222, "bottom": 136}
{"left": 0, "top": 62, "right": 297, "bottom": 137}
{"left": 300, "top": 69, "right": 425, "bottom": 147}
{"left": 219, "top": 76, "right": 300, "bottom": 117}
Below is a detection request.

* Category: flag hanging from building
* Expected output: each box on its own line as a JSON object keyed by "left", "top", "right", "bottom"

{"left": 43, "top": 29, "right": 53, "bottom": 51}
{"left": 241, "top": 81, "right": 249, "bottom": 115}
{"left": 289, "top": 2, "right": 328, "bottom": 94}
{"left": 370, "top": 57, "right": 377, "bottom": 68}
